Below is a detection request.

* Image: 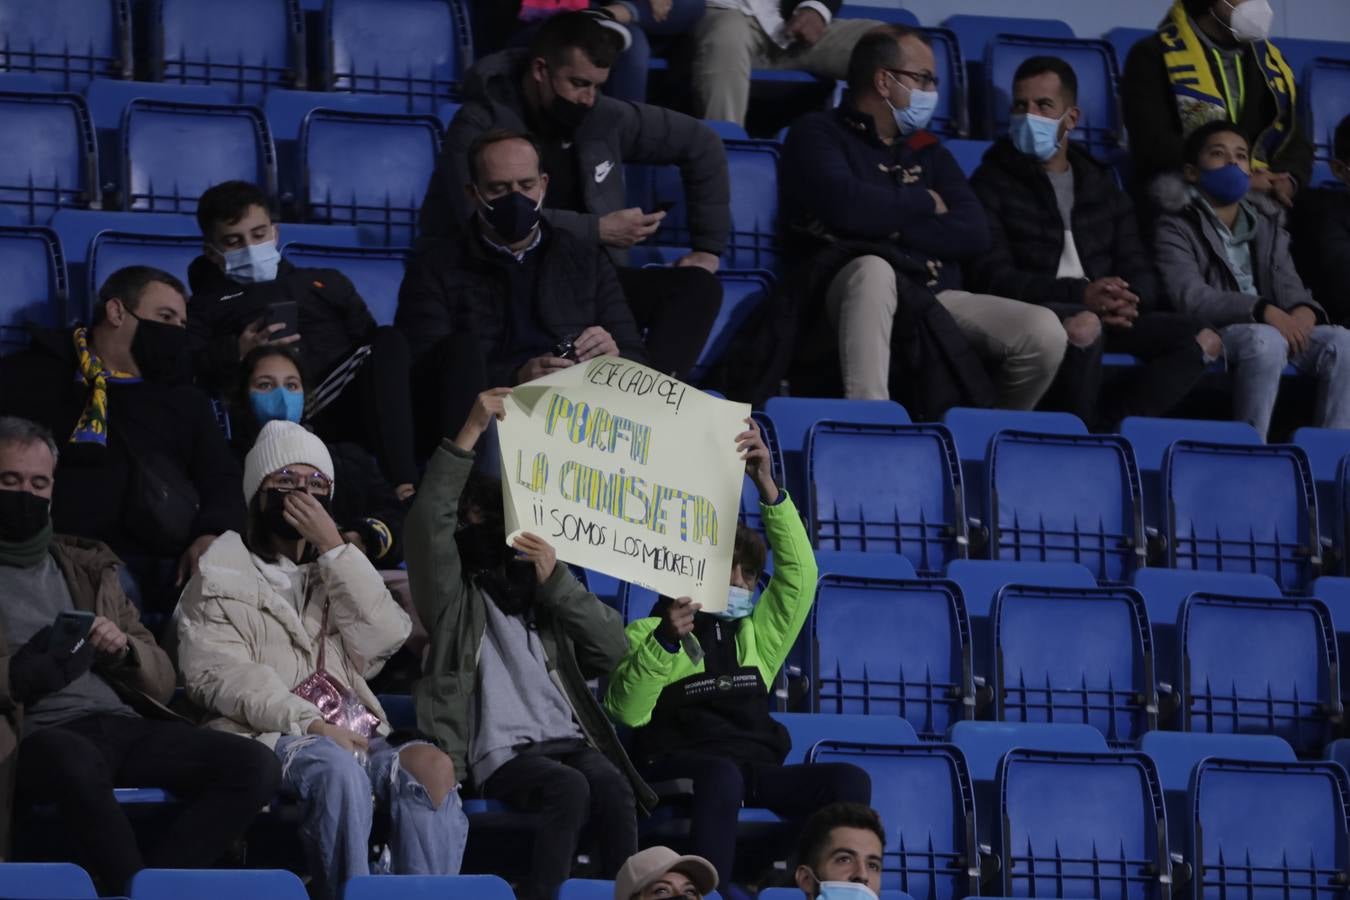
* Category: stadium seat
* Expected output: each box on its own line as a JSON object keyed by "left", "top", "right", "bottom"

{"left": 342, "top": 874, "right": 516, "bottom": 900}
{"left": 280, "top": 243, "right": 406, "bottom": 325}
{"left": 1187, "top": 759, "right": 1350, "bottom": 900}
{"left": 775, "top": 711, "right": 918, "bottom": 764}
{"left": 723, "top": 140, "right": 780, "bottom": 270}
{"left": 986, "top": 35, "right": 1121, "bottom": 157}
{"left": 323, "top": 0, "right": 472, "bottom": 114}
{"left": 688, "top": 268, "right": 774, "bottom": 383}
{"left": 0, "top": 90, "right": 99, "bottom": 224}
{"left": 122, "top": 99, "right": 276, "bottom": 214}
{"left": 1302, "top": 58, "right": 1350, "bottom": 188}
{"left": 987, "top": 431, "right": 1145, "bottom": 583}
{"left": 944, "top": 138, "right": 991, "bottom": 177}
{"left": 764, "top": 397, "right": 910, "bottom": 505}
{"left": 993, "top": 585, "right": 1157, "bottom": 744}
{"left": 808, "top": 740, "right": 980, "bottom": 900}
{"left": 49, "top": 208, "right": 197, "bottom": 314}
{"left": 1311, "top": 575, "right": 1350, "bottom": 703}
{"left": 1274, "top": 37, "right": 1350, "bottom": 83}
{"left": 704, "top": 120, "right": 749, "bottom": 140}
{"left": 994, "top": 749, "right": 1171, "bottom": 900}
{"left": 86, "top": 231, "right": 200, "bottom": 313}
{"left": 924, "top": 28, "right": 967, "bottom": 138}
{"left": 739, "top": 409, "right": 785, "bottom": 536}
{"left": 1164, "top": 441, "right": 1320, "bottom": 592}
{"left": 1294, "top": 426, "right": 1350, "bottom": 566}
{"left": 815, "top": 551, "right": 916, "bottom": 580}
{"left": 0, "top": 226, "right": 67, "bottom": 353}
{"left": 129, "top": 867, "right": 308, "bottom": 899}
{"left": 763, "top": 892, "right": 916, "bottom": 900}
{"left": 151, "top": 0, "right": 304, "bottom": 105}
{"left": 300, "top": 109, "right": 440, "bottom": 247}
{"left": 835, "top": 5, "right": 919, "bottom": 26}
{"left": 1119, "top": 416, "right": 1261, "bottom": 531}
{"left": 941, "top": 14, "right": 1073, "bottom": 139}
{"left": 0, "top": 861, "right": 97, "bottom": 898}
{"left": 0, "top": 0, "right": 132, "bottom": 91}
{"left": 812, "top": 575, "right": 974, "bottom": 739}
{"left": 1178, "top": 593, "right": 1341, "bottom": 755}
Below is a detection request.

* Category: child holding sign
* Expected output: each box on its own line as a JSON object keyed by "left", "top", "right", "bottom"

{"left": 604, "top": 420, "right": 872, "bottom": 900}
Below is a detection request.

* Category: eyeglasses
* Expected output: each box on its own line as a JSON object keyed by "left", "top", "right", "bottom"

{"left": 885, "top": 67, "right": 940, "bottom": 90}
{"left": 268, "top": 468, "right": 332, "bottom": 495}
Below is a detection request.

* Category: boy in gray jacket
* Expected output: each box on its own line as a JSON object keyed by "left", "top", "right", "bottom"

{"left": 1153, "top": 119, "right": 1350, "bottom": 438}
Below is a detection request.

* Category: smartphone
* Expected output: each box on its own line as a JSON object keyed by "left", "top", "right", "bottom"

{"left": 266, "top": 300, "right": 300, "bottom": 341}
{"left": 50, "top": 610, "right": 95, "bottom": 656}
{"left": 653, "top": 200, "right": 677, "bottom": 214}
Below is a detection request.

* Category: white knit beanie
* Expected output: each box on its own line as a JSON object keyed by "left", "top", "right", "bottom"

{"left": 242, "top": 420, "right": 336, "bottom": 503}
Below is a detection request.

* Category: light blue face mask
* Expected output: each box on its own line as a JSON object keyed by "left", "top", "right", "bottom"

{"left": 713, "top": 585, "right": 756, "bottom": 621}
{"left": 221, "top": 238, "right": 281, "bottom": 284}
{"left": 1010, "top": 111, "right": 1066, "bottom": 162}
{"left": 249, "top": 386, "right": 304, "bottom": 426}
{"left": 815, "top": 879, "right": 880, "bottom": 900}
{"left": 886, "top": 73, "right": 939, "bottom": 136}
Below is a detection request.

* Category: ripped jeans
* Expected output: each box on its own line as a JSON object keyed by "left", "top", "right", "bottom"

{"left": 275, "top": 734, "right": 469, "bottom": 899}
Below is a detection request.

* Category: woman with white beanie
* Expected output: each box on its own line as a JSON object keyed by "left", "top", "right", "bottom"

{"left": 176, "top": 420, "right": 468, "bottom": 898}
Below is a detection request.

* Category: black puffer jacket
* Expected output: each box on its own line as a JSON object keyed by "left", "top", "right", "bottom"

{"left": 967, "top": 138, "right": 1161, "bottom": 311}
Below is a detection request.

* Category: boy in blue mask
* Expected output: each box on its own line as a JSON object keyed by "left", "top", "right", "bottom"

{"left": 605, "top": 420, "right": 870, "bottom": 900}
{"left": 792, "top": 803, "right": 885, "bottom": 900}
{"left": 1153, "top": 119, "right": 1350, "bottom": 438}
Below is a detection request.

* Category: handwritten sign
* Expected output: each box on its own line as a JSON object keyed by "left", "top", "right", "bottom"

{"left": 498, "top": 358, "right": 750, "bottom": 612}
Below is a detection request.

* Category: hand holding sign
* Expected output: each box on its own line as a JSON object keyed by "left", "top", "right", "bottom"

{"left": 658, "top": 596, "right": 700, "bottom": 644}
{"left": 512, "top": 531, "right": 558, "bottom": 584}
{"left": 737, "top": 417, "right": 779, "bottom": 505}
{"left": 454, "top": 387, "right": 512, "bottom": 451}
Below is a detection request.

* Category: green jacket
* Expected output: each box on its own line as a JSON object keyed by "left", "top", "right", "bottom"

{"left": 406, "top": 441, "right": 655, "bottom": 809}
{"left": 604, "top": 492, "right": 818, "bottom": 728}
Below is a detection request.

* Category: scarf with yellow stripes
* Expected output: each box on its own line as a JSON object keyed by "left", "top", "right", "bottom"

{"left": 69, "top": 326, "right": 142, "bottom": 446}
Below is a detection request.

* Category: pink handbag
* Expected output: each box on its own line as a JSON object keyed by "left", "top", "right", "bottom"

{"left": 292, "top": 599, "right": 382, "bottom": 739}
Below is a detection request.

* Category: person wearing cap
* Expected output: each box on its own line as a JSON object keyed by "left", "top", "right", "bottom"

{"left": 176, "top": 420, "right": 469, "bottom": 900}
{"left": 615, "top": 847, "right": 719, "bottom": 900}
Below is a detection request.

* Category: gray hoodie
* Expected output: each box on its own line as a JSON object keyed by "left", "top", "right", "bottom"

{"left": 1151, "top": 172, "right": 1324, "bottom": 327}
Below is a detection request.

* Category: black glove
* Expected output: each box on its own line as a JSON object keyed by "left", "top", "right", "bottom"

{"left": 8, "top": 625, "right": 95, "bottom": 704}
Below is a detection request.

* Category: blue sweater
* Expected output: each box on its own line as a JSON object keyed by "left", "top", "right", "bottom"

{"left": 780, "top": 100, "right": 992, "bottom": 294}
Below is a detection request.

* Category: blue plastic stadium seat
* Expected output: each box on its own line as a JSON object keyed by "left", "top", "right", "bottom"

{"left": 49, "top": 209, "right": 196, "bottom": 316}
{"left": 1120, "top": 416, "right": 1262, "bottom": 531}
{"left": 281, "top": 243, "right": 405, "bottom": 325}
{"left": 86, "top": 231, "right": 200, "bottom": 311}
{"left": 986, "top": 35, "right": 1121, "bottom": 156}
{"left": 1164, "top": 441, "right": 1320, "bottom": 592}
{"left": 1302, "top": 58, "right": 1350, "bottom": 188}
{"left": 0, "top": 861, "right": 97, "bottom": 898}
{"left": 739, "top": 409, "right": 785, "bottom": 536}
{"left": 342, "top": 874, "right": 515, "bottom": 900}
{"left": 122, "top": 99, "right": 276, "bottom": 214}
{"left": 1187, "top": 759, "right": 1350, "bottom": 900}
{"left": 835, "top": 5, "right": 918, "bottom": 26}
{"left": 941, "top": 14, "right": 1072, "bottom": 138}
{"left": 812, "top": 575, "right": 974, "bottom": 739}
{"left": 0, "top": 226, "right": 67, "bottom": 353}
{"left": 1179, "top": 593, "right": 1341, "bottom": 755}
{"left": 300, "top": 109, "right": 439, "bottom": 247}
{"left": 815, "top": 551, "right": 916, "bottom": 581}
{"left": 323, "top": 0, "right": 471, "bottom": 113}
{"left": 809, "top": 741, "right": 980, "bottom": 900}
{"left": 1275, "top": 37, "right": 1350, "bottom": 82}
{"left": 764, "top": 396, "right": 910, "bottom": 505}
{"left": 0, "top": 90, "right": 98, "bottom": 224}
{"left": 993, "top": 585, "right": 1157, "bottom": 744}
{"left": 704, "top": 120, "right": 749, "bottom": 140}
{"left": 995, "top": 749, "right": 1171, "bottom": 900}
{"left": 152, "top": 0, "right": 304, "bottom": 104}
{"left": 988, "top": 431, "right": 1145, "bottom": 583}
{"left": 807, "top": 422, "right": 967, "bottom": 575}
{"left": 1294, "top": 426, "right": 1350, "bottom": 562}
{"left": 129, "top": 868, "right": 308, "bottom": 900}
{"left": 775, "top": 711, "right": 918, "bottom": 764}
{"left": 945, "top": 139, "right": 991, "bottom": 177}
{"left": 923, "top": 28, "right": 967, "bottom": 138}
{"left": 1310, "top": 575, "right": 1350, "bottom": 708}
{"left": 0, "top": 0, "right": 131, "bottom": 91}
{"left": 689, "top": 269, "right": 773, "bottom": 382}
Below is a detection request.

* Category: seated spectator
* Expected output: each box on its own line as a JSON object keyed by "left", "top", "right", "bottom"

{"left": 398, "top": 130, "right": 647, "bottom": 445}
{"left": 792, "top": 803, "right": 886, "bottom": 900}
{"left": 615, "top": 847, "right": 719, "bottom": 900}
{"left": 418, "top": 12, "right": 725, "bottom": 382}
{"left": 1291, "top": 114, "right": 1350, "bottom": 325}
{"left": 605, "top": 419, "right": 869, "bottom": 900}
{"left": 176, "top": 421, "right": 468, "bottom": 900}
{"left": 1153, "top": 120, "right": 1350, "bottom": 439}
{"left": 780, "top": 27, "right": 1067, "bottom": 413}
{"left": 405, "top": 388, "right": 654, "bottom": 900}
{"left": 0, "top": 267, "right": 244, "bottom": 614}
{"left": 690, "top": 1, "right": 882, "bottom": 128}
{"left": 0, "top": 416, "right": 280, "bottom": 895}
{"left": 187, "top": 181, "right": 419, "bottom": 500}
{"left": 968, "top": 56, "right": 1223, "bottom": 429}
{"left": 1124, "top": 0, "right": 1311, "bottom": 207}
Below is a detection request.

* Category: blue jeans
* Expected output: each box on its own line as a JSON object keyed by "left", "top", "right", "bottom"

{"left": 603, "top": 0, "right": 706, "bottom": 101}
{"left": 275, "top": 735, "right": 468, "bottom": 900}
{"left": 1221, "top": 322, "right": 1350, "bottom": 439}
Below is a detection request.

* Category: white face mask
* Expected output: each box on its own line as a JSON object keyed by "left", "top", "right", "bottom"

{"left": 1219, "top": 0, "right": 1274, "bottom": 43}
{"left": 218, "top": 235, "right": 281, "bottom": 284}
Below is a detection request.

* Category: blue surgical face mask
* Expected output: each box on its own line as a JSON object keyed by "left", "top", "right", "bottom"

{"left": 1010, "top": 111, "right": 1066, "bottom": 161}
{"left": 713, "top": 585, "right": 756, "bottom": 621}
{"left": 249, "top": 386, "right": 304, "bottom": 426}
{"left": 1197, "top": 163, "right": 1251, "bottom": 205}
{"left": 220, "top": 237, "right": 280, "bottom": 284}
{"left": 886, "top": 73, "right": 939, "bottom": 136}
{"left": 814, "top": 876, "right": 880, "bottom": 900}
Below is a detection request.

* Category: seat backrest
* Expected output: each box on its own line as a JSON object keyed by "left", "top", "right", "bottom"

{"left": 834, "top": 5, "right": 919, "bottom": 25}
{"left": 996, "top": 749, "right": 1170, "bottom": 900}
{"left": 988, "top": 431, "right": 1145, "bottom": 583}
{"left": 153, "top": 0, "right": 304, "bottom": 104}
{"left": 87, "top": 231, "right": 200, "bottom": 304}
{"left": 943, "top": 407, "right": 1087, "bottom": 464}
{"left": 739, "top": 409, "right": 784, "bottom": 536}
{"left": 0, "top": 0, "right": 131, "bottom": 90}
{"left": 1294, "top": 427, "right": 1350, "bottom": 545}
{"left": 815, "top": 550, "right": 916, "bottom": 581}
{"left": 557, "top": 881, "right": 616, "bottom": 900}
{"left": 1180, "top": 593, "right": 1340, "bottom": 755}
{"left": 0, "top": 861, "right": 97, "bottom": 898}
{"left": 944, "top": 138, "right": 991, "bottom": 177}
{"left": 993, "top": 585, "right": 1157, "bottom": 744}
{"left": 924, "top": 27, "right": 965, "bottom": 138}
{"left": 1121, "top": 417, "right": 1263, "bottom": 476}
{"left": 772, "top": 711, "right": 918, "bottom": 764}
{"left": 122, "top": 99, "right": 275, "bottom": 214}
{"left": 941, "top": 15, "right": 1074, "bottom": 63}
{"left": 0, "top": 226, "right": 66, "bottom": 352}
{"left": 343, "top": 875, "right": 516, "bottom": 900}
{"left": 1139, "top": 731, "right": 1296, "bottom": 794}
{"left": 129, "top": 867, "right": 309, "bottom": 900}
{"left": 300, "top": 108, "right": 440, "bottom": 247}
{"left": 1188, "top": 759, "right": 1350, "bottom": 900}
{"left": 809, "top": 741, "right": 979, "bottom": 900}
{"left": 0, "top": 90, "right": 98, "bottom": 225}
{"left": 1165, "top": 441, "right": 1320, "bottom": 592}
{"left": 812, "top": 575, "right": 973, "bottom": 739}
{"left": 986, "top": 35, "right": 1120, "bottom": 153}
{"left": 764, "top": 396, "right": 910, "bottom": 503}
{"left": 1304, "top": 59, "right": 1350, "bottom": 163}
{"left": 281, "top": 243, "right": 405, "bottom": 325}
{"left": 324, "top": 0, "right": 470, "bottom": 114}
{"left": 949, "top": 720, "right": 1109, "bottom": 783}
{"left": 690, "top": 269, "right": 773, "bottom": 382}
{"left": 807, "top": 422, "right": 965, "bottom": 575}
{"left": 724, "top": 140, "right": 780, "bottom": 270}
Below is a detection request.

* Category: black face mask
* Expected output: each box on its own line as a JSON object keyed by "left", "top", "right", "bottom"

{"left": 129, "top": 313, "right": 192, "bottom": 384}
{"left": 456, "top": 521, "right": 510, "bottom": 573}
{"left": 478, "top": 189, "right": 542, "bottom": 245}
{"left": 547, "top": 92, "right": 591, "bottom": 131}
{"left": 262, "top": 488, "right": 332, "bottom": 542}
{"left": 0, "top": 490, "right": 50, "bottom": 542}
{"left": 478, "top": 559, "right": 539, "bottom": 617}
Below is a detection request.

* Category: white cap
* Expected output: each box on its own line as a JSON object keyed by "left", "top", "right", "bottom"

{"left": 614, "top": 847, "right": 719, "bottom": 900}
{"left": 242, "top": 420, "right": 335, "bottom": 502}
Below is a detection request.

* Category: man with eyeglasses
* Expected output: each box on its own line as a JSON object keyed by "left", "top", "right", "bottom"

{"left": 615, "top": 847, "right": 718, "bottom": 900}
{"left": 780, "top": 25, "right": 1069, "bottom": 415}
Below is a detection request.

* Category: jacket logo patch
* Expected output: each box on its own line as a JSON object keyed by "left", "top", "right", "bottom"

{"left": 594, "top": 160, "right": 614, "bottom": 183}
{"left": 219, "top": 291, "right": 244, "bottom": 302}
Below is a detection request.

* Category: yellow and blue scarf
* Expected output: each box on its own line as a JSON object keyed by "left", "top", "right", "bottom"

{"left": 70, "top": 327, "right": 141, "bottom": 447}
{"left": 1158, "top": 0, "right": 1296, "bottom": 169}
